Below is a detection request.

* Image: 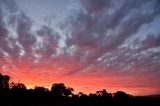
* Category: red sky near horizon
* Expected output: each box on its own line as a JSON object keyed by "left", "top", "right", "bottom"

{"left": 0, "top": 0, "right": 160, "bottom": 96}
{"left": 2, "top": 64, "right": 160, "bottom": 96}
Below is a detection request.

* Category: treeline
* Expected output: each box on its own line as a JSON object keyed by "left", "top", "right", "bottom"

{"left": 0, "top": 73, "right": 159, "bottom": 106}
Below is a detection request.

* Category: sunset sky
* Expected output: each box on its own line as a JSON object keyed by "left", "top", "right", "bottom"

{"left": 0, "top": 0, "right": 160, "bottom": 96}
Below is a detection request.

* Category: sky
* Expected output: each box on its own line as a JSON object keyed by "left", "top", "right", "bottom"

{"left": 0, "top": 0, "right": 160, "bottom": 96}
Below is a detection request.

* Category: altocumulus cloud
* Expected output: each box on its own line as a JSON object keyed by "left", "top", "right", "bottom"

{"left": 62, "top": 0, "right": 160, "bottom": 73}
{"left": 0, "top": 0, "right": 160, "bottom": 94}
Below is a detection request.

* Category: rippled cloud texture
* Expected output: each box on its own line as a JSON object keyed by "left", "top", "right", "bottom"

{"left": 0, "top": 0, "right": 160, "bottom": 95}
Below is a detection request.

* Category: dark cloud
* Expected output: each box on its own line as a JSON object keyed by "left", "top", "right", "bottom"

{"left": 0, "top": 8, "right": 8, "bottom": 42}
{"left": 62, "top": 0, "right": 160, "bottom": 73}
{"left": 0, "top": 5, "right": 9, "bottom": 59}
{"left": 0, "top": 0, "right": 160, "bottom": 78}
{"left": 36, "top": 25, "right": 60, "bottom": 58}
{"left": 142, "top": 32, "right": 160, "bottom": 49}
{"left": 66, "top": 0, "right": 159, "bottom": 51}
{"left": 80, "top": 0, "right": 112, "bottom": 14}
{"left": 0, "top": 0, "right": 18, "bottom": 13}
{"left": 0, "top": 0, "right": 62, "bottom": 69}
{"left": 16, "top": 12, "right": 36, "bottom": 54}
{"left": 0, "top": 0, "right": 36, "bottom": 65}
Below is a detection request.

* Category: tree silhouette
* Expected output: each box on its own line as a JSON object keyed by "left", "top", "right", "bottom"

{"left": 78, "top": 92, "right": 88, "bottom": 98}
{"left": 63, "top": 87, "right": 74, "bottom": 97}
{"left": 89, "top": 93, "right": 97, "bottom": 98}
{"left": 113, "top": 91, "right": 130, "bottom": 101}
{"left": 0, "top": 73, "right": 159, "bottom": 106}
{"left": 11, "top": 82, "right": 27, "bottom": 90}
{"left": 2, "top": 75, "right": 10, "bottom": 90}
{"left": 0, "top": 74, "right": 10, "bottom": 96}
{"left": 0, "top": 74, "right": 3, "bottom": 93}
{"left": 96, "top": 89, "right": 112, "bottom": 100}
{"left": 10, "top": 82, "right": 27, "bottom": 97}
{"left": 51, "top": 83, "right": 73, "bottom": 97}
{"left": 33, "top": 86, "right": 49, "bottom": 96}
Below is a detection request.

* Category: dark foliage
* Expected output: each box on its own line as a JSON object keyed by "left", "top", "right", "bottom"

{"left": 0, "top": 73, "right": 159, "bottom": 106}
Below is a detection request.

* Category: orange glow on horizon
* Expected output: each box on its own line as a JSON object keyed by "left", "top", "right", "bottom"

{"left": 1, "top": 60, "right": 159, "bottom": 96}
{"left": 4, "top": 69, "right": 159, "bottom": 96}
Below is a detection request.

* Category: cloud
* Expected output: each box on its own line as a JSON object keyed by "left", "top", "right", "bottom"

{"left": 0, "top": 0, "right": 159, "bottom": 75}
{"left": 0, "top": 0, "right": 61, "bottom": 67}
{"left": 0, "top": 3, "right": 9, "bottom": 60}
{"left": 17, "top": 12, "right": 36, "bottom": 54}
{"left": 0, "top": 0, "right": 160, "bottom": 95}
{"left": 0, "top": 0, "right": 18, "bottom": 13}
{"left": 36, "top": 25, "right": 60, "bottom": 57}
{"left": 62, "top": 0, "right": 160, "bottom": 73}
{"left": 142, "top": 32, "right": 160, "bottom": 49}
{"left": 80, "top": 0, "right": 112, "bottom": 14}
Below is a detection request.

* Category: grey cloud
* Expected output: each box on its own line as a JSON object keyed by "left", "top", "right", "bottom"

{"left": 0, "top": 0, "right": 160, "bottom": 77}
{"left": 16, "top": 12, "right": 36, "bottom": 54}
{"left": 142, "top": 32, "right": 160, "bottom": 49}
{"left": 97, "top": 46, "right": 160, "bottom": 74}
{"left": 0, "top": 0, "right": 18, "bottom": 13}
{"left": 0, "top": 7, "right": 9, "bottom": 57}
{"left": 0, "top": 0, "right": 36, "bottom": 64}
{"left": 62, "top": 0, "right": 160, "bottom": 74}
{"left": 0, "top": 0, "right": 62, "bottom": 67}
{"left": 80, "top": 0, "right": 112, "bottom": 14}
{"left": 36, "top": 25, "right": 60, "bottom": 58}
{"left": 0, "top": 8, "right": 8, "bottom": 41}
{"left": 98, "top": 0, "right": 160, "bottom": 51}
{"left": 66, "top": 0, "right": 160, "bottom": 50}
{"left": 0, "top": 0, "right": 22, "bottom": 63}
